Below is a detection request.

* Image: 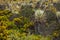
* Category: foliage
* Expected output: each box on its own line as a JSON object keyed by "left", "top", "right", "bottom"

{"left": 20, "top": 5, "right": 34, "bottom": 18}
{"left": 0, "top": 8, "right": 35, "bottom": 40}
{"left": 0, "top": 3, "right": 60, "bottom": 40}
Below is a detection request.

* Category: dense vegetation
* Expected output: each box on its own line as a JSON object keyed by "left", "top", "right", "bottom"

{"left": 0, "top": 3, "right": 60, "bottom": 40}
